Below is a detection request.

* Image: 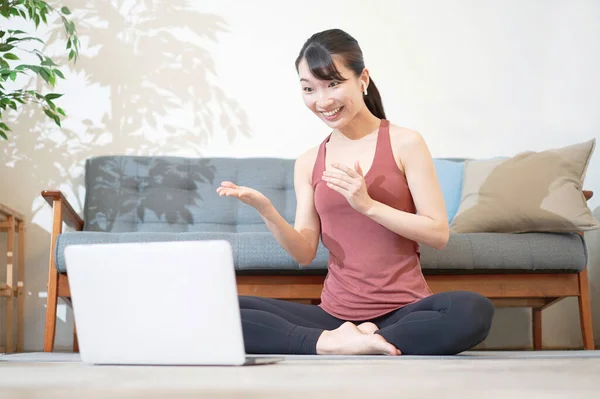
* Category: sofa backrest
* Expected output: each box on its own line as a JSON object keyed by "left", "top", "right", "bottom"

{"left": 83, "top": 156, "right": 297, "bottom": 232}
{"left": 83, "top": 155, "right": 468, "bottom": 232}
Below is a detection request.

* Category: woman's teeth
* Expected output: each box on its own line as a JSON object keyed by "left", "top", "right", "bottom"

{"left": 322, "top": 107, "right": 343, "bottom": 117}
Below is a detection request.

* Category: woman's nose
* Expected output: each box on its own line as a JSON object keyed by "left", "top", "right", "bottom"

{"left": 316, "top": 93, "right": 334, "bottom": 110}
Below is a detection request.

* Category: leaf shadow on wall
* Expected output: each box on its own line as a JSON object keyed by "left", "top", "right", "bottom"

{"left": 1, "top": 0, "right": 250, "bottom": 350}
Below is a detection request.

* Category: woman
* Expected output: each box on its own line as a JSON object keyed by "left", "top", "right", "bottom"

{"left": 217, "top": 29, "right": 494, "bottom": 356}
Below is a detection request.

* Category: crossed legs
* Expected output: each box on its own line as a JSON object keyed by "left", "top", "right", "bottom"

{"left": 239, "top": 291, "right": 494, "bottom": 355}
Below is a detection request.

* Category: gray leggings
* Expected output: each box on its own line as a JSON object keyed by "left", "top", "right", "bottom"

{"left": 239, "top": 291, "right": 495, "bottom": 355}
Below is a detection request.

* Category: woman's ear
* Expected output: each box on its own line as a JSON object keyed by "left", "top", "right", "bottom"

{"left": 361, "top": 68, "right": 370, "bottom": 93}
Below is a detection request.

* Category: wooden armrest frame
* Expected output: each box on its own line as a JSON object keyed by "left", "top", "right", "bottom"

{"left": 41, "top": 190, "right": 84, "bottom": 231}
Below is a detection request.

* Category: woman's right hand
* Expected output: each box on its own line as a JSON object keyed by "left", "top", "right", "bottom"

{"left": 216, "top": 181, "right": 273, "bottom": 214}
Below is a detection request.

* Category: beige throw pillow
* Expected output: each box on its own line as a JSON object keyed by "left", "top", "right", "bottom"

{"left": 450, "top": 139, "right": 600, "bottom": 233}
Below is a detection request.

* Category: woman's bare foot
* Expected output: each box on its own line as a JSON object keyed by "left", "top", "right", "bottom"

{"left": 357, "top": 322, "right": 379, "bottom": 335}
{"left": 356, "top": 323, "right": 402, "bottom": 355}
{"left": 316, "top": 322, "right": 400, "bottom": 356}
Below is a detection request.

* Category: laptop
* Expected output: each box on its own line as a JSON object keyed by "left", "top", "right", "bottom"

{"left": 64, "top": 240, "right": 284, "bottom": 366}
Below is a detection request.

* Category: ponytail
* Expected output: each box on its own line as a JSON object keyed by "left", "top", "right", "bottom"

{"left": 364, "top": 77, "right": 386, "bottom": 119}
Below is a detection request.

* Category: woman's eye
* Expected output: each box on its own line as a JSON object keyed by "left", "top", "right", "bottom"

{"left": 303, "top": 87, "right": 313, "bottom": 93}
{"left": 330, "top": 81, "right": 340, "bottom": 87}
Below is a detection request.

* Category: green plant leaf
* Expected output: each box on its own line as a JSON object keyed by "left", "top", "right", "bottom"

{"left": 43, "top": 108, "right": 60, "bottom": 126}
{"left": 45, "top": 93, "right": 63, "bottom": 100}
{"left": 6, "top": 36, "right": 45, "bottom": 45}
{"left": 41, "top": 58, "right": 58, "bottom": 67}
{"left": 34, "top": 51, "right": 44, "bottom": 63}
{"left": 53, "top": 69, "right": 65, "bottom": 79}
{"left": 0, "top": 130, "right": 7, "bottom": 140}
{"left": 61, "top": 7, "right": 71, "bottom": 15}
{"left": 57, "top": 107, "right": 66, "bottom": 116}
{"left": 38, "top": 68, "right": 54, "bottom": 85}
{"left": 0, "top": 122, "right": 10, "bottom": 131}
{"left": 9, "top": 71, "right": 16, "bottom": 81}
{"left": 3, "top": 53, "right": 19, "bottom": 61}
{"left": 0, "top": 44, "right": 14, "bottom": 52}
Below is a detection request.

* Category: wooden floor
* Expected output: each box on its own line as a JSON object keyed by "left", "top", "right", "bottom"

{"left": 1, "top": 354, "right": 599, "bottom": 398}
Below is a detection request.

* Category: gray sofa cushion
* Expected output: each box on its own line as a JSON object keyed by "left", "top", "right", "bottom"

{"left": 54, "top": 231, "right": 587, "bottom": 274}
{"left": 55, "top": 231, "right": 330, "bottom": 273}
{"left": 420, "top": 231, "right": 587, "bottom": 273}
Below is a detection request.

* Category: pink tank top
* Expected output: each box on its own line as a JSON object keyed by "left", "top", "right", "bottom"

{"left": 312, "top": 119, "right": 433, "bottom": 320}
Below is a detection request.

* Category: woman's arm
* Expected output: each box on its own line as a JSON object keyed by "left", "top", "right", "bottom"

{"left": 259, "top": 149, "right": 321, "bottom": 265}
{"left": 364, "top": 129, "right": 449, "bottom": 250}
{"left": 217, "top": 149, "right": 321, "bottom": 265}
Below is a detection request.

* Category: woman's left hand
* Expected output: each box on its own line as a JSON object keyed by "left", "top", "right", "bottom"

{"left": 322, "top": 161, "right": 375, "bottom": 215}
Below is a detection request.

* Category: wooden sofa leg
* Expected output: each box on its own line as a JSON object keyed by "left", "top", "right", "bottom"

{"left": 532, "top": 308, "right": 543, "bottom": 350}
{"left": 73, "top": 320, "right": 79, "bottom": 352}
{"left": 44, "top": 266, "right": 59, "bottom": 352}
{"left": 44, "top": 200, "right": 63, "bottom": 353}
{"left": 577, "top": 269, "right": 595, "bottom": 350}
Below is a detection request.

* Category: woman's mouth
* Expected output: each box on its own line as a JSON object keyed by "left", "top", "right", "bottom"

{"left": 321, "top": 106, "right": 344, "bottom": 120}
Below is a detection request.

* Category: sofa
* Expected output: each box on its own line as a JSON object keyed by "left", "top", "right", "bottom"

{"left": 42, "top": 149, "right": 598, "bottom": 352}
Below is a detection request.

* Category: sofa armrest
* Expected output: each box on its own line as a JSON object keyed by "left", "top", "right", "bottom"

{"left": 583, "top": 190, "right": 593, "bottom": 201}
{"left": 41, "top": 190, "right": 84, "bottom": 231}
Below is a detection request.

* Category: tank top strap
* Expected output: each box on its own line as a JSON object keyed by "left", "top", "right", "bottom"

{"left": 375, "top": 119, "right": 396, "bottom": 167}
{"left": 312, "top": 133, "right": 331, "bottom": 189}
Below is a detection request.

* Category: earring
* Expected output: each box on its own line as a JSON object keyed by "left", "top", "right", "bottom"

{"left": 363, "top": 83, "right": 368, "bottom": 96}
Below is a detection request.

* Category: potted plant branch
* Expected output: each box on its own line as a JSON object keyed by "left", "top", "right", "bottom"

{"left": 0, "top": 0, "right": 80, "bottom": 140}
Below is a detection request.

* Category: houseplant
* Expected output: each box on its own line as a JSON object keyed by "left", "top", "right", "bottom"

{"left": 0, "top": 0, "right": 79, "bottom": 139}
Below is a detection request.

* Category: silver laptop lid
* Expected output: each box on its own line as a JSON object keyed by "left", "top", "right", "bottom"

{"left": 65, "top": 240, "right": 246, "bottom": 365}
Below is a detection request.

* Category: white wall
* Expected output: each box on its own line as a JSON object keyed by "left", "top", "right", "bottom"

{"left": 1, "top": 0, "right": 599, "bottom": 351}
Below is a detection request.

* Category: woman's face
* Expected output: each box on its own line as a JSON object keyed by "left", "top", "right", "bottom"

{"left": 298, "top": 56, "right": 367, "bottom": 129}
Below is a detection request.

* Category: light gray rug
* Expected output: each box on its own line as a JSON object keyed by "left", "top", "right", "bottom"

{"left": 2, "top": 350, "right": 600, "bottom": 363}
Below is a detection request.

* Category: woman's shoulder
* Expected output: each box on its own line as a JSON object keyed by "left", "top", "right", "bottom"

{"left": 297, "top": 145, "right": 320, "bottom": 164}
{"left": 387, "top": 122, "right": 431, "bottom": 171}
{"left": 387, "top": 122, "right": 424, "bottom": 146}
{"left": 295, "top": 145, "right": 320, "bottom": 176}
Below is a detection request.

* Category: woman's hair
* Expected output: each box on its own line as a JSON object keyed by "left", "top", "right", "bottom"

{"left": 295, "top": 29, "right": 386, "bottom": 119}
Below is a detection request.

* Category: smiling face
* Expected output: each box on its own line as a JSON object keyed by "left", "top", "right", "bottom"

{"left": 298, "top": 55, "right": 368, "bottom": 129}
